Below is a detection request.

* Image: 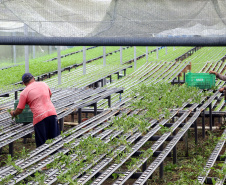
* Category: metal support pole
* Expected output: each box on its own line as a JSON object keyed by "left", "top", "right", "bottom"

{"left": 59, "top": 118, "right": 64, "bottom": 132}
{"left": 78, "top": 108, "right": 82, "bottom": 124}
{"left": 146, "top": 46, "right": 148, "bottom": 62}
{"left": 83, "top": 46, "right": 86, "bottom": 75}
{"left": 103, "top": 46, "right": 106, "bottom": 67}
{"left": 202, "top": 110, "right": 205, "bottom": 138}
{"left": 23, "top": 138, "right": 27, "bottom": 144}
{"left": 143, "top": 161, "right": 147, "bottom": 185}
{"left": 32, "top": 46, "right": 35, "bottom": 59}
{"left": 209, "top": 103, "right": 212, "bottom": 131}
{"left": 117, "top": 72, "right": 120, "bottom": 79}
{"left": 124, "top": 69, "right": 126, "bottom": 76}
{"left": 57, "top": 46, "right": 61, "bottom": 85}
{"left": 110, "top": 75, "right": 112, "bottom": 83}
{"left": 13, "top": 44, "right": 16, "bottom": 64}
{"left": 49, "top": 46, "right": 52, "bottom": 54}
{"left": 173, "top": 46, "right": 175, "bottom": 51}
{"left": 71, "top": 112, "right": 74, "bottom": 122}
{"left": 156, "top": 47, "right": 158, "bottom": 59}
{"left": 194, "top": 120, "right": 198, "bottom": 145}
{"left": 9, "top": 142, "right": 14, "bottom": 157}
{"left": 212, "top": 115, "right": 215, "bottom": 126}
{"left": 120, "top": 46, "right": 123, "bottom": 65}
{"left": 173, "top": 131, "right": 177, "bottom": 164}
{"left": 15, "top": 91, "right": 18, "bottom": 100}
{"left": 94, "top": 103, "right": 97, "bottom": 116}
{"left": 159, "top": 144, "right": 164, "bottom": 179}
{"left": 32, "top": 32, "right": 35, "bottom": 59}
{"left": 119, "top": 93, "right": 122, "bottom": 102}
{"left": 184, "top": 130, "right": 189, "bottom": 157}
{"left": 103, "top": 78, "right": 106, "bottom": 86}
{"left": 142, "top": 161, "right": 147, "bottom": 172}
{"left": 172, "top": 116, "right": 175, "bottom": 123}
{"left": 172, "top": 78, "right": 175, "bottom": 85}
{"left": 134, "top": 46, "right": 136, "bottom": 70}
{"left": 13, "top": 32, "right": 16, "bottom": 64}
{"left": 24, "top": 24, "right": 29, "bottom": 73}
{"left": 108, "top": 96, "right": 111, "bottom": 108}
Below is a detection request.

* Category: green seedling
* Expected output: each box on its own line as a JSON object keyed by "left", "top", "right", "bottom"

{"left": 5, "top": 155, "right": 23, "bottom": 173}
{"left": 45, "top": 138, "right": 54, "bottom": 144}
{"left": 7, "top": 108, "right": 18, "bottom": 120}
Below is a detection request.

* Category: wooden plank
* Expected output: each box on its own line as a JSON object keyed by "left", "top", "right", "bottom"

{"left": 64, "top": 122, "right": 79, "bottom": 126}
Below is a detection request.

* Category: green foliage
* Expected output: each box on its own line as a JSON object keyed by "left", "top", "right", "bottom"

{"left": 0, "top": 46, "right": 125, "bottom": 88}
{"left": 5, "top": 154, "right": 23, "bottom": 173}
{"left": 45, "top": 138, "right": 54, "bottom": 144}
{"left": 20, "top": 147, "right": 30, "bottom": 159}
{"left": 212, "top": 177, "right": 216, "bottom": 185}
{"left": 0, "top": 174, "right": 13, "bottom": 184}
{"left": 164, "top": 163, "right": 178, "bottom": 172}
{"left": 159, "top": 124, "right": 173, "bottom": 134}
{"left": 7, "top": 108, "right": 18, "bottom": 120}
{"left": 33, "top": 171, "right": 46, "bottom": 185}
{"left": 188, "top": 47, "right": 226, "bottom": 73}
{"left": 112, "top": 173, "right": 119, "bottom": 180}
{"left": 129, "top": 83, "right": 204, "bottom": 120}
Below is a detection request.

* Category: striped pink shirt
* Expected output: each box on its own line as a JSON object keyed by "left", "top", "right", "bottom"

{"left": 17, "top": 81, "right": 57, "bottom": 125}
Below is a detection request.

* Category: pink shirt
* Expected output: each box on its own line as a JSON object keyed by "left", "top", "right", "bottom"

{"left": 17, "top": 81, "right": 57, "bottom": 125}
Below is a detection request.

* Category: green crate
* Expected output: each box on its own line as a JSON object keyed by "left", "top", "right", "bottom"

{"left": 185, "top": 72, "right": 215, "bottom": 89}
{"left": 14, "top": 100, "right": 33, "bottom": 123}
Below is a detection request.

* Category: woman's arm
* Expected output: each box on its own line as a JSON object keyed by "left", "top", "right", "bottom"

{"left": 209, "top": 71, "right": 226, "bottom": 81}
{"left": 10, "top": 108, "right": 23, "bottom": 117}
{"left": 216, "top": 73, "right": 226, "bottom": 81}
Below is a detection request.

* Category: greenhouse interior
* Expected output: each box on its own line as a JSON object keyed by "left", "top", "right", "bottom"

{"left": 0, "top": 0, "right": 225, "bottom": 185}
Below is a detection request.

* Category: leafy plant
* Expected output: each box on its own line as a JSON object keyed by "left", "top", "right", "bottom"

{"left": 5, "top": 154, "right": 23, "bottom": 173}
{"left": 159, "top": 124, "right": 173, "bottom": 134}
{"left": 33, "top": 171, "right": 46, "bottom": 185}
{"left": 20, "top": 147, "right": 30, "bottom": 159}
{"left": 112, "top": 173, "right": 119, "bottom": 180}
{"left": 7, "top": 109, "right": 18, "bottom": 120}
{"left": 0, "top": 174, "right": 13, "bottom": 184}
{"left": 45, "top": 138, "right": 54, "bottom": 144}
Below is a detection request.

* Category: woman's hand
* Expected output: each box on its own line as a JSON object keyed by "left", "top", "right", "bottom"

{"left": 10, "top": 110, "right": 15, "bottom": 117}
{"left": 219, "top": 87, "right": 224, "bottom": 92}
{"left": 209, "top": 71, "right": 217, "bottom": 75}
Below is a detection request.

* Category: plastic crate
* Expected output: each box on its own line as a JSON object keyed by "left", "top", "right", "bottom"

{"left": 14, "top": 100, "right": 33, "bottom": 123}
{"left": 185, "top": 72, "right": 215, "bottom": 89}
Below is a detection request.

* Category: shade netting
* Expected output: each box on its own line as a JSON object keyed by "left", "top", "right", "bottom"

{"left": 0, "top": 0, "right": 226, "bottom": 38}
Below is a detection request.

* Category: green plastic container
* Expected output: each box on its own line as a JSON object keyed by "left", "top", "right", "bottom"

{"left": 14, "top": 100, "right": 33, "bottom": 123}
{"left": 185, "top": 72, "right": 215, "bottom": 89}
